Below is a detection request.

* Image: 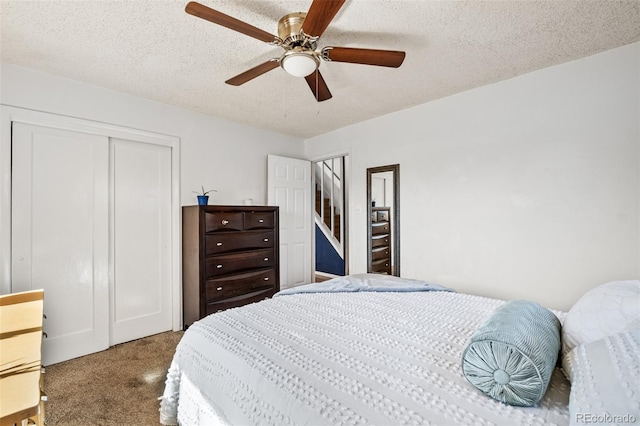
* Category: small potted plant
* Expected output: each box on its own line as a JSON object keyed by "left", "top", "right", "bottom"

{"left": 193, "top": 186, "right": 217, "bottom": 206}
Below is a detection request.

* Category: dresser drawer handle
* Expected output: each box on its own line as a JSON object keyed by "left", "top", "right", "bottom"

{"left": 264, "top": 277, "right": 269, "bottom": 281}
{"left": 263, "top": 238, "right": 269, "bottom": 242}
{"left": 216, "top": 242, "right": 223, "bottom": 246}
{"left": 264, "top": 257, "right": 269, "bottom": 261}
{"left": 221, "top": 219, "right": 229, "bottom": 225}
{"left": 259, "top": 219, "right": 264, "bottom": 223}
{"left": 216, "top": 286, "right": 223, "bottom": 291}
{"left": 216, "top": 264, "right": 223, "bottom": 269}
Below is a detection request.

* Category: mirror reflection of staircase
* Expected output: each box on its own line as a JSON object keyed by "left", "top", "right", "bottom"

{"left": 316, "top": 189, "right": 340, "bottom": 241}
{"left": 314, "top": 156, "right": 347, "bottom": 280}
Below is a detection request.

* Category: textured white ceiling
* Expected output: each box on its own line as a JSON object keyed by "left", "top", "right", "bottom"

{"left": 1, "top": 0, "right": 639, "bottom": 138}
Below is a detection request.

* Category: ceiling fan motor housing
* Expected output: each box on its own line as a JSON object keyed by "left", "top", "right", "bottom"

{"left": 278, "top": 12, "right": 317, "bottom": 50}
{"left": 277, "top": 12, "right": 320, "bottom": 77}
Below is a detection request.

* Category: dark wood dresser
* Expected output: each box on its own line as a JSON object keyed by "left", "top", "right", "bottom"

{"left": 182, "top": 205, "right": 280, "bottom": 327}
{"left": 370, "top": 207, "right": 391, "bottom": 274}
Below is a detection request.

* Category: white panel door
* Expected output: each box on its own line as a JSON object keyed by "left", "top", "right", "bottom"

{"left": 110, "top": 138, "right": 172, "bottom": 344}
{"left": 11, "top": 123, "right": 110, "bottom": 366}
{"left": 267, "top": 155, "right": 312, "bottom": 289}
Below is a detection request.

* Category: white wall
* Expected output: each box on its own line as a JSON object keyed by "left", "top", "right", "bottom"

{"left": 0, "top": 63, "right": 304, "bottom": 294}
{"left": 0, "top": 63, "right": 304, "bottom": 205}
{"left": 306, "top": 42, "right": 640, "bottom": 311}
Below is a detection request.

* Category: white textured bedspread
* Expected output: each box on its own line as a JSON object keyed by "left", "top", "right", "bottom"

{"left": 161, "top": 290, "right": 570, "bottom": 425}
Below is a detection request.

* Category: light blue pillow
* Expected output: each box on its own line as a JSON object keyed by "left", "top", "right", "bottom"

{"left": 461, "top": 300, "right": 561, "bottom": 406}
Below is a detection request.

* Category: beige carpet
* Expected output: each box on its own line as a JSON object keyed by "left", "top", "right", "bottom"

{"left": 43, "top": 331, "right": 183, "bottom": 425}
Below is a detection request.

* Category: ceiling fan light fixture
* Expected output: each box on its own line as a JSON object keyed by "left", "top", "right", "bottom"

{"left": 281, "top": 50, "right": 319, "bottom": 77}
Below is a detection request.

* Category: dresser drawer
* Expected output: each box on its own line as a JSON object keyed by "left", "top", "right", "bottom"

{"left": 205, "top": 211, "right": 244, "bottom": 232}
{"left": 371, "top": 258, "right": 391, "bottom": 274}
{"left": 206, "top": 268, "right": 276, "bottom": 301}
{"left": 375, "top": 210, "right": 389, "bottom": 222}
{"left": 244, "top": 212, "right": 274, "bottom": 230}
{"left": 371, "top": 222, "right": 390, "bottom": 235}
{"left": 205, "top": 231, "right": 274, "bottom": 255}
{"left": 372, "top": 247, "right": 390, "bottom": 261}
{"left": 205, "top": 287, "right": 276, "bottom": 315}
{"left": 205, "top": 248, "right": 275, "bottom": 277}
{"left": 371, "top": 235, "right": 389, "bottom": 248}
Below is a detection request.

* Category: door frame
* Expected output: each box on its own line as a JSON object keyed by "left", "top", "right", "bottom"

{"left": 0, "top": 106, "right": 182, "bottom": 331}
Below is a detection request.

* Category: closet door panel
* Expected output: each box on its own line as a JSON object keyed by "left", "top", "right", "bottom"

{"left": 110, "top": 138, "right": 172, "bottom": 344}
{"left": 11, "top": 123, "right": 110, "bottom": 366}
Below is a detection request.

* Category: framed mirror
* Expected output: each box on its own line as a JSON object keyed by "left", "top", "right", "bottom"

{"left": 367, "top": 164, "right": 400, "bottom": 276}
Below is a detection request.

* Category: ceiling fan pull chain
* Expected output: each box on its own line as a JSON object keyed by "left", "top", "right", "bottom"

{"left": 282, "top": 92, "right": 287, "bottom": 119}
{"left": 316, "top": 70, "right": 321, "bottom": 114}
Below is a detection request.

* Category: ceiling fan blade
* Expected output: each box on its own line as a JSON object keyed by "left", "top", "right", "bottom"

{"left": 185, "top": 1, "right": 277, "bottom": 44}
{"left": 323, "top": 47, "right": 406, "bottom": 68}
{"left": 304, "top": 70, "right": 332, "bottom": 102}
{"left": 302, "top": 0, "right": 346, "bottom": 38}
{"left": 225, "top": 59, "right": 280, "bottom": 86}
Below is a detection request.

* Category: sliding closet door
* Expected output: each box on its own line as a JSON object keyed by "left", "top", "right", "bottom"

{"left": 11, "top": 123, "right": 110, "bottom": 366}
{"left": 110, "top": 138, "right": 172, "bottom": 344}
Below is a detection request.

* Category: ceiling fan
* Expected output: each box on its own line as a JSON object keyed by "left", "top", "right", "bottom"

{"left": 185, "top": 0, "right": 406, "bottom": 102}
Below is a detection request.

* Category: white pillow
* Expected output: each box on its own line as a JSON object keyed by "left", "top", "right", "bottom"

{"left": 562, "top": 280, "right": 640, "bottom": 356}
{"left": 563, "top": 329, "right": 640, "bottom": 426}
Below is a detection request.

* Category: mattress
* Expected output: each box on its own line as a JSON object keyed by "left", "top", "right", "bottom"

{"left": 161, "top": 282, "right": 570, "bottom": 425}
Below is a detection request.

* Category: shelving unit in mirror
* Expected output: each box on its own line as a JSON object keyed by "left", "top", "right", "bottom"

{"left": 370, "top": 207, "right": 391, "bottom": 274}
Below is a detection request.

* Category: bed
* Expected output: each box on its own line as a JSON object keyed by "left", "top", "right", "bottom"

{"left": 160, "top": 275, "right": 639, "bottom": 426}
